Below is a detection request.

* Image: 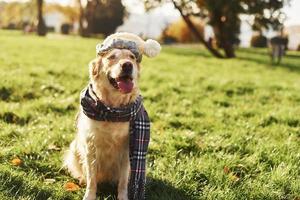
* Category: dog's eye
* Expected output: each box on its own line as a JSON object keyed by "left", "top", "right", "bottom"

{"left": 129, "top": 54, "right": 136, "bottom": 60}
{"left": 108, "top": 54, "right": 116, "bottom": 60}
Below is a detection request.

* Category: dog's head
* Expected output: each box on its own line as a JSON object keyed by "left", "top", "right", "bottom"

{"left": 89, "top": 32, "right": 161, "bottom": 105}
{"left": 90, "top": 48, "right": 140, "bottom": 94}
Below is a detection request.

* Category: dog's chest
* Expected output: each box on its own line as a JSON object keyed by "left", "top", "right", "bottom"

{"left": 78, "top": 112, "right": 130, "bottom": 181}
{"left": 79, "top": 112, "right": 130, "bottom": 150}
{"left": 93, "top": 121, "right": 130, "bottom": 147}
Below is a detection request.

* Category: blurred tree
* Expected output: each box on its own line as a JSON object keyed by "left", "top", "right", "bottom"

{"left": 37, "top": 0, "right": 47, "bottom": 36}
{"left": 0, "top": 2, "right": 36, "bottom": 29}
{"left": 47, "top": 4, "right": 79, "bottom": 24}
{"left": 198, "top": 0, "right": 241, "bottom": 57}
{"left": 171, "top": 0, "right": 224, "bottom": 58}
{"left": 248, "top": 0, "right": 288, "bottom": 32}
{"left": 251, "top": 33, "right": 268, "bottom": 48}
{"left": 0, "top": 3, "right": 23, "bottom": 29}
{"left": 162, "top": 17, "right": 204, "bottom": 43}
{"left": 85, "top": 0, "right": 125, "bottom": 36}
{"left": 61, "top": 23, "right": 71, "bottom": 34}
{"left": 145, "top": 0, "right": 289, "bottom": 58}
{"left": 77, "top": 0, "right": 85, "bottom": 36}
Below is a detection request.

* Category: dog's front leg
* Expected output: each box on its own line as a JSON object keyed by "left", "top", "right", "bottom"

{"left": 83, "top": 134, "right": 97, "bottom": 200}
{"left": 117, "top": 150, "right": 130, "bottom": 200}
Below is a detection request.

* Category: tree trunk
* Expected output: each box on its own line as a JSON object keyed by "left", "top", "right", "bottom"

{"left": 37, "top": 0, "right": 47, "bottom": 36}
{"left": 171, "top": 0, "right": 224, "bottom": 58}
{"left": 86, "top": 0, "right": 96, "bottom": 35}
{"left": 77, "top": 0, "right": 84, "bottom": 36}
{"left": 222, "top": 41, "right": 235, "bottom": 58}
{"left": 212, "top": 16, "right": 236, "bottom": 58}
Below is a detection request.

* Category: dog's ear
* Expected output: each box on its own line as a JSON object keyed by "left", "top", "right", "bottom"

{"left": 89, "top": 57, "right": 102, "bottom": 77}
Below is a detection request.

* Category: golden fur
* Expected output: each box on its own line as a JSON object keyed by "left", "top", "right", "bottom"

{"left": 64, "top": 49, "right": 141, "bottom": 200}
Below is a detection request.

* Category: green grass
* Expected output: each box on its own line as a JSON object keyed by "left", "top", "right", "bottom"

{"left": 0, "top": 30, "right": 300, "bottom": 200}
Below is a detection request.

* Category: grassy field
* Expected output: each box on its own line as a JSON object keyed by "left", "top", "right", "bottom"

{"left": 0, "top": 30, "right": 300, "bottom": 200}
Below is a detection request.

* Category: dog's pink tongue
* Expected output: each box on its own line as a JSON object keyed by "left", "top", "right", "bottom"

{"left": 117, "top": 79, "right": 134, "bottom": 93}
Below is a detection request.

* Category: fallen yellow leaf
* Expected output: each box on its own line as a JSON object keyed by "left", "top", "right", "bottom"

{"left": 229, "top": 174, "right": 240, "bottom": 182}
{"left": 64, "top": 182, "right": 80, "bottom": 191}
{"left": 11, "top": 158, "right": 22, "bottom": 166}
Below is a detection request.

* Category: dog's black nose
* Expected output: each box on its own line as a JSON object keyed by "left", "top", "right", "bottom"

{"left": 121, "top": 62, "right": 133, "bottom": 74}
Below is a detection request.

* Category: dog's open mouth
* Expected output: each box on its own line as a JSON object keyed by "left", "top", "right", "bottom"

{"left": 108, "top": 74, "right": 134, "bottom": 94}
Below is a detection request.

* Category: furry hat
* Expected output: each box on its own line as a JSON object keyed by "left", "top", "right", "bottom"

{"left": 96, "top": 32, "right": 161, "bottom": 62}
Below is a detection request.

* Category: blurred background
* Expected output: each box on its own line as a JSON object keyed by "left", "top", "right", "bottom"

{"left": 0, "top": 0, "right": 299, "bottom": 56}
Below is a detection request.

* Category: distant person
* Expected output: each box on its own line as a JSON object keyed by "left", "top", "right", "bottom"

{"left": 24, "top": 25, "right": 31, "bottom": 34}
{"left": 23, "top": 23, "right": 35, "bottom": 34}
{"left": 270, "top": 29, "right": 288, "bottom": 64}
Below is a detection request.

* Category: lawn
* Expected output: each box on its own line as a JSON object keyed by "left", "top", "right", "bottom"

{"left": 0, "top": 30, "right": 300, "bottom": 200}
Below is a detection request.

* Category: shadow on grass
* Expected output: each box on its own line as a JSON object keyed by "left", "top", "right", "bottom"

{"left": 164, "top": 46, "right": 213, "bottom": 58}
{"left": 0, "top": 166, "right": 194, "bottom": 200}
{"left": 165, "top": 46, "right": 300, "bottom": 73}
{"left": 237, "top": 48, "right": 300, "bottom": 73}
{"left": 0, "top": 169, "right": 74, "bottom": 200}
{"left": 95, "top": 178, "right": 194, "bottom": 200}
{"left": 1, "top": 149, "right": 195, "bottom": 199}
{"left": 146, "top": 178, "right": 195, "bottom": 200}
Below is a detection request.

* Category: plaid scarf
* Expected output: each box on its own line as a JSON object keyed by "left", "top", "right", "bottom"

{"left": 80, "top": 84, "right": 150, "bottom": 200}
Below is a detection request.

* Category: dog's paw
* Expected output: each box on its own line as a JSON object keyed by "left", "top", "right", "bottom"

{"left": 83, "top": 191, "right": 96, "bottom": 200}
{"left": 79, "top": 177, "right": 86, "bottom": 186}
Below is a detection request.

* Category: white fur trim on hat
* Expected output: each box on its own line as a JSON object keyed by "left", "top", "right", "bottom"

{"left": 144, "top": 39, "right": 161, "bottom": 57}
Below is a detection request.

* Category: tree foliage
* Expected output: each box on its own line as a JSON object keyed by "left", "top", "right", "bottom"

{"left": 243, "top": 0, "right": 288, "bottom": 31}
{"left": 162, "top": 16, "right": 204, "bottom": 43}
{"left": 0, "top": 1, "right": 79, "bottom": 30}
{"left": 46, "top": 4, "right": 80, "bottom": 24}
{"left": 85, "top": 0, "right": 125, "bottom": 36}
{"left": 144, "top": 0, "right": 289, "bottom": 58}
{"left": 251, "top": 34, "right": 268, "bottom": 48}
{"left": 0, "top": 1, "right": 36, "bottom": 29}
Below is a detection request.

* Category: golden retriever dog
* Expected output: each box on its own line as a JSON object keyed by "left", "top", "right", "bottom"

{"left": 64, "top": 32, "right": 161, "bottom": 200}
